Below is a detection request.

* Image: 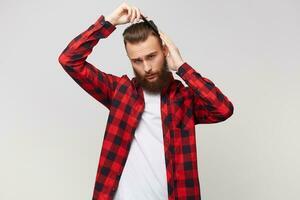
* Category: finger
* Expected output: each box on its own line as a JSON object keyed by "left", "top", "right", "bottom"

{"left": 158, "top": 30, "right": 164, "bottom": 38}
{"left": 124, "top": 4, "right": 131, "bottom": 19}
{"left": 160, "top": 36, "right": 166, "bottom": 45}
{"left": 128, "top": 7, "right": 133, "bottom": 22}
{"left": 136, "top": 8, "right": 141, "bottom": 22}
{"left": 130, "top": 7, "right": 136, "bottom": 23}
{"left": 160, "top": 31, "right": 173, "bottom": 46}
{"left": 159, "top": 30, "right": 167, "bottom": 40}
{"left": 162, "top": 36, "right": 172, "bottom": 48}
{"left": 158, "top": 30, "right": 167, "bottom": 44}
{"left": 160, "top": 31, "right": 169, "bottom": 42}
{"left": 133, "top": 7, "right": 139, "bottom": 23}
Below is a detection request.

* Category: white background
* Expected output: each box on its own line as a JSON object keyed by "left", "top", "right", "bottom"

{"left": 0, "top": 0, "right": 299, "bottom": 199}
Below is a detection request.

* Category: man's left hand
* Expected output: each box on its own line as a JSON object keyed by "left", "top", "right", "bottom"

{"left": 159, "top": 30, "right": 185, "bottom": 71}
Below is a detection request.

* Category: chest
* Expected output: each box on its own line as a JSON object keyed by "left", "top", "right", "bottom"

{"left": 109, "top": 83, "right": 195, "bottom": 133}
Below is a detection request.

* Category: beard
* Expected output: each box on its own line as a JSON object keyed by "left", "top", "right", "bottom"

{"left": 133, "top": 58, "right": 172, "bottom": 94}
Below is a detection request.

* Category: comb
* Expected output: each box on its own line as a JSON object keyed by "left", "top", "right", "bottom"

{"left": 140, "top": 14, "right": 160, "bottom": 36}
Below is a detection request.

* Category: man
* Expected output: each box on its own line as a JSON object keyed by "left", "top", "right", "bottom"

{"left": 58, "top": 2, "right": 234, "bottom": 200}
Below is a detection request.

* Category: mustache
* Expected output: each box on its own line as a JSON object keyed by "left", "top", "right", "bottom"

{"left": 133, "top": 58, "right": 169, "bottom": 79}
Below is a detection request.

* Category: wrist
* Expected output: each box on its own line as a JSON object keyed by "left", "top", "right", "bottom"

{"left": 176, "top": 61, "right": 185, "bottom": 71}
{"left": 105, "top": 15, "right": 117, "bottom": 26}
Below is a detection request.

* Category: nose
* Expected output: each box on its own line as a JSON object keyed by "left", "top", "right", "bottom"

{"left": 143, "top": 61, "right": 152, "bottom": 73}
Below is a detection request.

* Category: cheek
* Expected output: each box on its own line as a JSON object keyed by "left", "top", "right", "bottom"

{"left": 154, "top": 55, "right": 165, "bottom": 69}
{"left": 132, "top": 64, "right": 140, "bottom": 71}
{"left": 153, "top": 55, "right": 165, "bottom": 66}
{"left": 133, "top": 65, "right": 144, "bottom": 75}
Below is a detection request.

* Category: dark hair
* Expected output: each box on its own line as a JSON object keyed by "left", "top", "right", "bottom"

{"left": 122, "top": 20, "right": 163, "bottom": 48}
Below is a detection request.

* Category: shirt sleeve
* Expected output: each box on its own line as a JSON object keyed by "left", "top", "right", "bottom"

{"left": 58, "top": 15, "right": 120, "bottom": 110}
{"left": 176, "top": 62, "right": 234, "bottom": 124}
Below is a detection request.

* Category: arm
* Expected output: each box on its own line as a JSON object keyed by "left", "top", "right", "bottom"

{"left": 176, "top": 62, "right": 234, "bottom": 124}
{"left": 58, "top": 15, "right": 119, "bottom": 110}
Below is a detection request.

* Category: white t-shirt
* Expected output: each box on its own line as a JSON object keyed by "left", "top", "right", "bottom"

{"left": 113, "top": 88, "right": 168, "bottom": 200}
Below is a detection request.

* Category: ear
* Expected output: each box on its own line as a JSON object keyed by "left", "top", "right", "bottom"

{"left": 162, "top": 43, "right": 169, "bottom": 57}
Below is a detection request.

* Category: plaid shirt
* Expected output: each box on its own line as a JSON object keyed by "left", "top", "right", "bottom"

{"left": 58, "top": 14, "right": 234, "bottom": 200}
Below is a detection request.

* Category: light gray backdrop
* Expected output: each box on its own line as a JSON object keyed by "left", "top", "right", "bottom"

{"left": 0, "top": 0, "right": 299, "bottom": 199}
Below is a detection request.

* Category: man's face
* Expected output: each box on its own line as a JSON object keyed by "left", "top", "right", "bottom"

{"left": 125, "top": 35, "right": 171, "bottom": 93}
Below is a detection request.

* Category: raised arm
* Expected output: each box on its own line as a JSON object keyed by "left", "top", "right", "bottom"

{"left": 158, "top": 30, "right": 234, "bottom": 124}
{"left": 58, "top": 14, "right": 119, "bottom": 110}
{"left": 176, "top": 62, "right": 234, "bottom": 124}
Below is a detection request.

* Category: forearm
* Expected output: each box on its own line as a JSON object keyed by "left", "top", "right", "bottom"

{"left": 58, "top": 15, "right": 116, "bottom": 67}
{"left": 105, "top": 15, "right": 118, "bottom": 26}
{"left": 176, "top": 62, "right": 234, "bottom": 122}
{"left": 57, "top": 15, "right": 120, "bottom": 109}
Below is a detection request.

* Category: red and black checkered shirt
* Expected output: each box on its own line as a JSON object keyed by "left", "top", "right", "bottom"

{"left": 58, "top": 14, "right": 234, "bottom": 200}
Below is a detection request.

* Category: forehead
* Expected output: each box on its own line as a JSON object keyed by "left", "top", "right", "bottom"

{"left": 126, "top": 35, "right": 162, "bottom": 59}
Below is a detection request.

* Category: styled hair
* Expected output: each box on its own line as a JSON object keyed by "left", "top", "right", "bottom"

{"left": 122, "top": 20, "right": 163, "bottom": 48}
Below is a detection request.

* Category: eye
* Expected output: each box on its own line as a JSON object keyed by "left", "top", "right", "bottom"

{"left": 133, "top": 60, "right": 142, "bottom": 64}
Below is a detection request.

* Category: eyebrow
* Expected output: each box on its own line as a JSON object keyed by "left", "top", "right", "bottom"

{"left": 131, "top": 51, "right": 158, "bottom": 60}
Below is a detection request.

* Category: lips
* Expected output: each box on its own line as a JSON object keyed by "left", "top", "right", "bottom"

{"left": 146, "top": 73, "right": 156, "bottom": 79}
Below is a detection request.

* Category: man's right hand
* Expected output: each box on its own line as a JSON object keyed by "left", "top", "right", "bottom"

{"left": 105, "top": 2, "right": 145, "bottom": 26}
